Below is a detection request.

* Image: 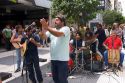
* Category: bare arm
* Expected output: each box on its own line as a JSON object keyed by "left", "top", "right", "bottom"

{"left": 30, "top": 38, "right": 42, "bottom": 47}
{"left": 103, "top": 43, "right": 108, "bottom": 50}
{"left": 40, "top": 18, "right": 64, "bottom": 37}
{"left": 47, "top": 27, "right": 64, "bottom": 37}
{"left": 10, "top": 33, "right": 20, "bottom": 43}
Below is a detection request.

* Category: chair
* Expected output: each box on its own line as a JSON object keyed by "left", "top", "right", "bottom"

{"left": 108, "top": 49, "right": 120, "bottom": 72}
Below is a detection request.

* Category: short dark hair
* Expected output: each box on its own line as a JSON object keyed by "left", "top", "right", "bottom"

{"left": 15, "top": 25, "right": 22, "bottom": 32}
{"left": 56, "top": 16, "right": 66, "bottom": 26}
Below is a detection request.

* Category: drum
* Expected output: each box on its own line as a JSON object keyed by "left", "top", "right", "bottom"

{"left": 68, "top": 58, "right": 74, "bottom": 70}
{"left": 108, "top": 49, "right": 120, "bottom": 64}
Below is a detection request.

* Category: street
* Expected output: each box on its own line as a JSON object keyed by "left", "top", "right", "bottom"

{"left": 0, "top": 47, "right": 125, "bottom": 83}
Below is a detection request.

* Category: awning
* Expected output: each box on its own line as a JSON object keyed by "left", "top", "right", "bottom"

{"left": 34, "top": 0, "right": 52, "bottom": 8}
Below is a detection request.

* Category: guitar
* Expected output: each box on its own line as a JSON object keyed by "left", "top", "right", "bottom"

{"left": 12, "top": 41, "right": 27, "bottom": 57}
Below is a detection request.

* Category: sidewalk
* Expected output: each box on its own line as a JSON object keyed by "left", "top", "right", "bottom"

{"left": 0, "top": 48, "right": 7, "bottom": 53}
{"left": 0, "top": 47, "right": 51, "bottom": 83}
{"left": 0, "top": 48, "right": 125, "bottom": 83}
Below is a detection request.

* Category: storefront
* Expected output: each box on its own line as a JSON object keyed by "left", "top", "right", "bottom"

{"left": 0, "top": 0, "right": 51, "bottom": 47}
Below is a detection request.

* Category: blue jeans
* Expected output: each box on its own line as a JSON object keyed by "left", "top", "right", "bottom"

{"left": 16, "top": 48, "right": 21, "bottom": 69}
{"left": 103, "top": 50, "right": 124, "bottom": 66}
{"left": 51, "top": 60, "right": 68, "bottom": 83}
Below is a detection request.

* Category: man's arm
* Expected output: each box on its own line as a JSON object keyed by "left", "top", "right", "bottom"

{"left": 10, "top": 33, "right": 21, "bottom": 43}
{"left": 2, "top": 29, "right": 6, "bottom": 39}
{"left": 30, "top": 38, "right": 41, "bottom": 47}
{"left": 103, "top": 43, "right": 108, "bottom": 50}
{"left": 47, "top": 27, "right": 64, "bottom": 37}
{"left": 103, "top": 38, "right": 109, "bottom": 50}
{"left": 118, "top": 38, "right": 122, "bottom": 50}
{"left": 30, "top": 35, "right": 43, "bottom": 47}
{"left": 40, "top": 19, "right": 64, "bottom": 37}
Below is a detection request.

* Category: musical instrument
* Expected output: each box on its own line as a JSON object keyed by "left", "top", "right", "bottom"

{"left": 68, "top": 58, "right": 74, "bottom": 70}
{"left": 11, "top": 35, "right": 22, "bottom": 48}
{"left": 94, "top": 52, "right": 102, "bottom": 61}
{"left": 20, "top": 41, "right": 27, "bottom": 56}
{"left": 108, "top": 49, "right": 120, "bottom": 64}
{"left": 11, "top": 34, "right": 27, "bottom": 56}
{"left": 12, "top": 42, "right": 21, "bottom": 49}
{"left": 12, "top": 41, "right": 27, "bottom": 56}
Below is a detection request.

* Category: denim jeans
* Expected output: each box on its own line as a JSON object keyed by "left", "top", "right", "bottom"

{"left": 103, "top": 50, "right": 124, "bottom": 66}
{"left": 16, "top": 48, "right": 21, "bottom": 69}
{"left": 51, "top": 60, "right": 68, "bottom": 83}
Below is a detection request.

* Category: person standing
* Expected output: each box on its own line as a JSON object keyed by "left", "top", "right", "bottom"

{"left": 95, "top": 23, "right": 106, "bottom": 55}
{"left": 110, "top": 23, "right": 123, "bottom": 39}
{"left": 40, "top": 16, "right": 70, "bottom": 83}
{"left": 20, "top": 26, "right": 43, "bottom": 83}
{"left": 10, "top": 25, "right": 24, "bottom": 72}
{"left": 2, "top": 24, "right": 12, "bottom": 50}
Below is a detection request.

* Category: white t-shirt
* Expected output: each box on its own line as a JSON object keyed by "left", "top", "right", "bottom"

{"left": 46, "top": 26, "right": 70, "bottom": 61}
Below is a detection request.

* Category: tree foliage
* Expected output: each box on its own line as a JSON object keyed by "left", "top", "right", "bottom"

{"left": 52, "top": 0, "right": 100, "bottom": 25}
{"left": 102, "top": 10, "right": 125, "bottom": 25}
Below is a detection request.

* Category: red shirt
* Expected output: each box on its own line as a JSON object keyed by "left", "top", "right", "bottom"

{"left": 103, "top": 36, "right": 122, "bottom": 49}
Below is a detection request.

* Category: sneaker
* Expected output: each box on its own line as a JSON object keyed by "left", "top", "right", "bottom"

{"left": 39, "top": 58, "right": 47, "bottom": 62}
{"left": 15, "top": 68, "right": 20, "bottom": 73}
{"left": 39, "top": 81, "right": 43, "bottom": 83}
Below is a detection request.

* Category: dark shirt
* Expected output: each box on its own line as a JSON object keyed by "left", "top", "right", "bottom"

{"left": 95, "top": 28, "right": 106, "bottom": 47}
{"left": 90, "top": 41, "right": 97, "bottom": 53}
{"left": 73, "top": 39, "right": 82, "bottom": 49}
{"left": 20, "top": 34, "right": 40, "bottom": 64}
{"left": 85, "top": 31, "right": 93, "bottom": 38}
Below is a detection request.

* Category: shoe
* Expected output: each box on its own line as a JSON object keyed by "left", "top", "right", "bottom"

{"left": 104, "top": 66, "right": 108, "bottom": 70}
{"left": 15, "top": 68, "right": 20, "bottom": 73}
{"left": 39, "top": 58, "right": 47, "bottom": 62}
{"left": 39, "top": 81, "right": 43, "bottom": 83}
{"left": 118, "top": 65, "right": 123, "bottom": 71}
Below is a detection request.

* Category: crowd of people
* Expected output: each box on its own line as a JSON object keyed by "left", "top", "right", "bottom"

{"left": 69, "top": 22, "right": 125, "bottom": 71}
{"left": 1, "top": 15, "right": 125, "bottom": 83}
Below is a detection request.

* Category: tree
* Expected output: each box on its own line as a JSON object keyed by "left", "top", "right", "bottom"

{"left": 102, "top": 10, "right": 125, "bottom": 25}
{"left": 52, "top": 0, "right": 100, "bottom": 25}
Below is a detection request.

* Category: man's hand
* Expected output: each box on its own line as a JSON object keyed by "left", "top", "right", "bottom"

{"left": 29, "top": 38, "right": 36, "bottom": 44}
{"left": 105, "top": 46, "right": 109, "bottom": 50}
{"left": 29, "top": 38, "right": 42, "bottom": 47}
{"left": 103, "top": 44, "right": 109, "bottom": 50}
{"left": 40, "top": 18, "right": 49, "bottom": 30}
{"left": 19, "top": 45, "right": 23, "bottom": 48}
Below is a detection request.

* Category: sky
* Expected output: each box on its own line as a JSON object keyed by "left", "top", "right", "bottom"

{"left": 120, "top": 0, "right": 125, "bottom": 16}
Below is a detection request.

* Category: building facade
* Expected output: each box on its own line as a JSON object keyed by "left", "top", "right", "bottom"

{"left": 0, "top": 0, "right": 52, "bottom": 47}
{"left": 89, "top": 0, "right": 111, "bottom": 30}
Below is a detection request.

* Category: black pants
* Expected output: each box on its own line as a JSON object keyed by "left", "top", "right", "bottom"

{"left": 51, "top": 60, "right": 68, "bottom": 83}
{"left": 25, "top": 55, "right": 43, "bottom": 83}
{"left": 5, "top": 38, "right": 11, "bottom": 50}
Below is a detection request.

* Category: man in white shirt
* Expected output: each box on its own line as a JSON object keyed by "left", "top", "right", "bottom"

{"left": 40, "top": 16, "right": 70, "bottom": 83}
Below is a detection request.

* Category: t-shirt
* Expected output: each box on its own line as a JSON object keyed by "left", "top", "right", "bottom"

{"left": 20, "top": 34, "right": 40, "bottom": 58}
{"left": 2, "top": 28, "right": 12, "bottom": 38}
{"left": 103, "top": 36, "right": 122, "bottom": 49}
{"left": 46, "top": 26, "right": 70, "bottom": 61}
